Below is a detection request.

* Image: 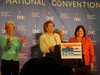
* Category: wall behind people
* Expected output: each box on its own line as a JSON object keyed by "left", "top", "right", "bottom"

{"left": 0, "top": 0, "right": 100, "bottom": 75}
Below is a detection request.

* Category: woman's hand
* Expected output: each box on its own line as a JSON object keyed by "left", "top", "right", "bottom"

{"left": 90, "top": 63, "right": 94, "bottom": 71}
{"left": 19, "top": 34, "right": 27, "bottom": 45}
{"left": 49, "top": 46, "right": 55, "bottom": 52}
{"left": 6, "top": 37, "right": 11, "bottom": 45}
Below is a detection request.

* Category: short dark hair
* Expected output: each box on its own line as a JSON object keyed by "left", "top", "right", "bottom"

{"left": 74, "top": 25, "right": 86, "bottom": 37}
{"left": 43, "top": 20, "right": 55, "bottom": 33}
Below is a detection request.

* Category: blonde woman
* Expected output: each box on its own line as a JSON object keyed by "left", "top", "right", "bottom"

{"left": 0, "top": 21, "right": 27, "bottom": 75}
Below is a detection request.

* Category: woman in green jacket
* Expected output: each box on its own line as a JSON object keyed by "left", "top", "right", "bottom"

{"left": 0, "top": 21, "right": 27, "bottom": 75}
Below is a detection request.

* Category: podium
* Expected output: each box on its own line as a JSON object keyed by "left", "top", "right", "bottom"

{"left": 61, "top": 43, "right": 82, "bottom": 75}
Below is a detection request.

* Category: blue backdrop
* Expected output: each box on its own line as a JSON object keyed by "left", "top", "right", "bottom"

{"left": 0, "top": 0, "right": 100, "bottom": 75}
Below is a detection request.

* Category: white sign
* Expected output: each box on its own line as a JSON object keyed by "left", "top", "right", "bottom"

{"left": 61, "top": 43, "right": 82, "bottom": 59}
